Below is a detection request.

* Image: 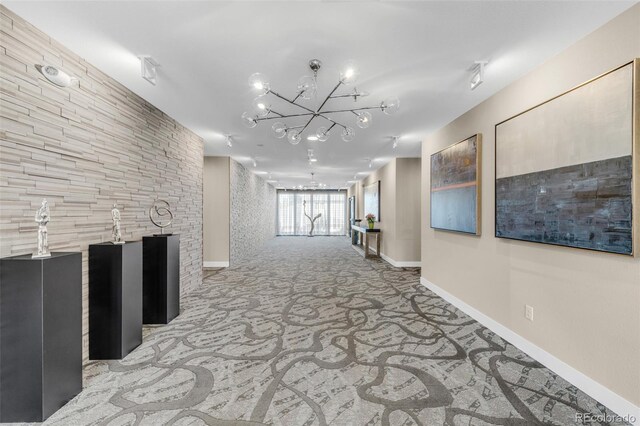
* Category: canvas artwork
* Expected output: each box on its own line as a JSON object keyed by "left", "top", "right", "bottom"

{"left": 495, "top": 62, "right": 636, "bottom": 255}
{"left": 430, "top": 134, "right": 482, "bottom": 234}
{"left": 364, "top": 181, "right": 380, "bottom": 221}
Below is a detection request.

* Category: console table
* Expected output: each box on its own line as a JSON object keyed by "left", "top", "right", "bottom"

{"left": 351, "top": 225, "right": 381, "bottom": 259}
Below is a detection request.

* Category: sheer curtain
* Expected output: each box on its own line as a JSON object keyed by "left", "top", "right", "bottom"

{"left": 277, "top": 191, "right": 347, "bottom": 236}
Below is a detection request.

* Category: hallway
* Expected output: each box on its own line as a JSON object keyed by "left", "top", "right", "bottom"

{"left": 41, "top": 238, "right": 625, "bottom": 425}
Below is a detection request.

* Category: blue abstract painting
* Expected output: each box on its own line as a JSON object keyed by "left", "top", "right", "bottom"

{"left": 430, "top": 134, "right": 481, "bottom": 235}
{"left": 495, "top": 63, "right": 634, "bottom": 255}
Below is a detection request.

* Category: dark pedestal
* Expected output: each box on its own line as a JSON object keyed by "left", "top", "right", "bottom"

{"left": 0, "top": 252, "right": 82, "bottom": 423}
{"left": 89, "top": 242, "right": 142, "bottom": 360}
{"left": 143, "top": 235, "right": 180, "bottom": 324}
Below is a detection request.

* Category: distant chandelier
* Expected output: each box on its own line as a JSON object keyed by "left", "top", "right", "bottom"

{"left": 241, "top": 59, "right": 399, "bottom": 144}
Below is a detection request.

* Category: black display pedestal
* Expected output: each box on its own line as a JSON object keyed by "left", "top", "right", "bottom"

{"left": 0, "top": 252, "right": 82, "bottom": 423}
{"left": 143, "top": 234, "right": 180, "bottom": 324}
{"left": 89, "top": 241, "right": 142, "bottom": 360}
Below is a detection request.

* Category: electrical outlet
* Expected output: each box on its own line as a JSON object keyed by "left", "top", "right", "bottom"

{"left": 525, "top": 305, "right": 534, "bottom": 321}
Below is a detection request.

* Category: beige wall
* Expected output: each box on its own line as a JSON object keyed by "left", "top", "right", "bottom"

{"left": 421, "top": 4, "right": 640, "bottom": 406}
{"left": 203, "top": 157, "right": 229, "bottom": 265}
{"left": 352, "top": 157, "right": 421, "bottom": 263}
{"left": 0, "top": 6, "right": 204, "bottom": 361}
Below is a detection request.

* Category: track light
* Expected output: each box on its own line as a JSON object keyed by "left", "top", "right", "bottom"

{"left": 139, "top": 56, "right": 160, "bottom": 85}
{"left": 470, "top": 61, "right": 488, "bottom": 90}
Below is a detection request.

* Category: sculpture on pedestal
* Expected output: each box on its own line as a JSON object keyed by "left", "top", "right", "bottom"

{"left": 149, "top": 199, "right": 173, "bottom": 235}
{"left": 303, "top": 200, "right": 321, "bottom": 237}
{"left": 33, "top": 198, "right": 51, "bottom": 258}
{"left": 111, "top": 204, "right": 125, "bottom": 244}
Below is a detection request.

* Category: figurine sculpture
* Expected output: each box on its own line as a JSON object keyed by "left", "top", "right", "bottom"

{"left": 33, "top": 198, "right": 51, "bottom": 258}
{"left": 149, "top": 199, "right": 174, "bottom": 235}
{"left": 303, "top": 200, "right": 322, "bottom": 237}
{"left": 111, "top": 204, "right": 125, "bottom": 244}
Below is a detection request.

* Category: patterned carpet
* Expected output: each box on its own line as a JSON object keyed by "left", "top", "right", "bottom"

{"left": 39, "top": 237, "right": 628, "bottom": 425}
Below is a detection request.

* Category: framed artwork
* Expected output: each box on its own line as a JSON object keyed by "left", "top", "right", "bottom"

{"left": 495, "top": 60, "right": 639, "bottom": 255}
{"left": 430, "top": 134, "right": 482, "bottom": 235}
{"left": 364, "top": 181, "right": 380, "bottom": 221}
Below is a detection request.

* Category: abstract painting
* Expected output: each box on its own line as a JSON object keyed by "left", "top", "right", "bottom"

{"left": 364, "top": 181, "right": 380, "bottom": 221}
{"left": 495, "top": 61, "right": 637, "bottom": 255}
{"left": 430, "top": 134, "right": 482, "bottom": 234}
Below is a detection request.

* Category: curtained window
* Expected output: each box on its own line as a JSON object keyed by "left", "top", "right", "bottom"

{"left": 277, "top": 191, "right": 347, "bottom": 236}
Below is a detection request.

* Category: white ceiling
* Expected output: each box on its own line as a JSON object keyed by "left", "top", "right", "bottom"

{"left": 5, "top": 1, "right": 635, "bottom": 189}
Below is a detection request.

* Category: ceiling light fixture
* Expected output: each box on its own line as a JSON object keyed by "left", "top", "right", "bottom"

{"left": 242, "top": 59, "right": 399, "bottom": 144}
{"left": 470, "top": 60, "right": 488, "bottom": 90}
{"left": 225, "top": 135, "right": 233, "bottom": 148}
{"left": 368, "top": 159, "right": 373, "bottom": 168}
{"left": 307, "top": 149, "right": 318, "bottom": 164}
{"left": 392, "top": 136, "right": 399, "bottom": 149}
{"left": 139, "top": 55, "right": 160, "bottom": 85}
{"left": 252, "top": 158, "right": 257, "bottom": 168}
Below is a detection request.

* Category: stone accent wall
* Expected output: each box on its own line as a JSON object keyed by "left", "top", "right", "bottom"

{"left": 230, "top": 160, "right": 275, "bottom": 264}
{"left": 0, "top": 6, "right": 203, "bottom": 360}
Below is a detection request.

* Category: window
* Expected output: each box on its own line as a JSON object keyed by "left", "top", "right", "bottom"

{"left": 277, "top": 191, "right": 347, "bottom": 236}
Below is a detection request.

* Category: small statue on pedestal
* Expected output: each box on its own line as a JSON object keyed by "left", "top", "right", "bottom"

{"left": 111, "top": 204, "right": 125, "bottom": 244}
{"left": 33, "top": 198, "right": 51, "bottom": 258}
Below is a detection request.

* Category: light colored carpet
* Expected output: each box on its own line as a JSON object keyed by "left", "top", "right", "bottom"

{"left": 39, "top": 237, "right": 627, "bottom": 425}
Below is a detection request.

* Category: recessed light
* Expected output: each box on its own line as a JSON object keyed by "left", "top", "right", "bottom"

{"left": 307, "top": 136, "right": 318, "bottom": 141}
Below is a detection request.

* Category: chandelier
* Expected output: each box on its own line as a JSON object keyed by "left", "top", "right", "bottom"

{"left": 241, "top": 59, "right": 399, "bottom": 144}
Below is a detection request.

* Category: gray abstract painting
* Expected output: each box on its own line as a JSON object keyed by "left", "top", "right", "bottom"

{"left": 495, "top": 62, "right": 634, "bottom": 255}
{"left": 430, "top": 134, "right": 481, "bottom": 234}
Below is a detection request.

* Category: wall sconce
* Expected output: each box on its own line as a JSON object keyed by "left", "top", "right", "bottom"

{"left": 36, "top": 64, "right": 77, "bottom": 87}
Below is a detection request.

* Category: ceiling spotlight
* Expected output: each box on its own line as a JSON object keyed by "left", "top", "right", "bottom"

{"left": 368, "top": 159, "right": 373, "bottom": 168}
{"left": 392, "top": 136, "right": 399, "bottom": 149}
{"left": 252, "top": 158, "right": 257, "bottom": 168}
{"left": 225, "top": 135, "right": 233, "bottom": 148}
{"left": 139, "top": 56, "right": 160, "bottom": 85}
{"left": 307, "top": 149, "right": 318, "bottom": 163}
{"left": 470, "top": 60, "right": 488, "bottom": 90}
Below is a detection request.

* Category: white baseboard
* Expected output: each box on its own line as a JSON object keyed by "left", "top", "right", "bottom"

{"left": 203, "top": 261, "right": 229, "bottom": 268}
{"left": 380, "top": 252, "right": 421, "bottom": 268}
{"left": 352, "top": 244, "right": 420, "bottom": 268}
{"left": 420, "top": 277, "right": 639, "bottom": 425}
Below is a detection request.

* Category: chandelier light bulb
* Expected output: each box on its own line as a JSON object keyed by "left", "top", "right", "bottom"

{"left": 252, "top": 95, "right": 271, "bottom": 117}
{"left": 272, "top": 122, "right": 287, "bottom": 138}
{"left": 341, "top": 127, "right": 355, "bottom": 142}
{"left": 340, "top": 60, "right": 359, "bottom": 85}
{"left": 287, "top": 130, "right": 302, "bottom": 145}
{"left": 297, "top": 75, "right": 317, "bottom": 100}
{"left": 248, "top": 73, "right": 270, "bottom": 94}
{"left": 356, "top": 111, "right": 372, "bottom": 129}
{"left": 241, "top": 112, "right": 258, "bottom": 128}
{"left": 381, "top": 96, "right": 400, "bottom": 115}
{"left": 316, "top": 126, "right": 330, "bottom": 142}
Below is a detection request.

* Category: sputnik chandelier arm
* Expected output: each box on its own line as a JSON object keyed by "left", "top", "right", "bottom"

{"left": 241, "top": 59, "right": 399, "bottom": 145}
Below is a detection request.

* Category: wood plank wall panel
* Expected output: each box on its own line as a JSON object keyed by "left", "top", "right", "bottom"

{"left": 0, "top": 5, "right": 203, "bottom": 361}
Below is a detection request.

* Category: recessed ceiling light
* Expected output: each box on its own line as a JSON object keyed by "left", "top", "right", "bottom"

{"left": 307, "top": 136, "right": 318, "bottom": 141}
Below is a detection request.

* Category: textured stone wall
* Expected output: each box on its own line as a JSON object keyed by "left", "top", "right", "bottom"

{"left": 0, "top": 6, "right": 203, "bottom": 360}
{"left": 230, "top": 160, "right": 275, "bottom": 264}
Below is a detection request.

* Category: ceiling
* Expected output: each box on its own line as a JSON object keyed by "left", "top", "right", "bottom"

{"left": 5, "top": 1, "right": 635, "bottom": 189}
